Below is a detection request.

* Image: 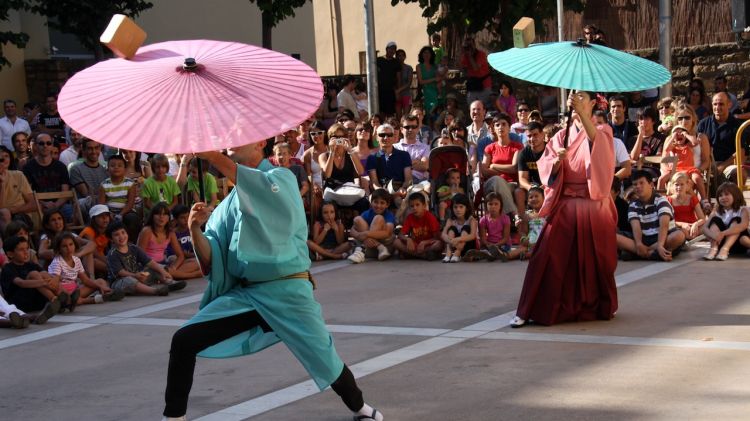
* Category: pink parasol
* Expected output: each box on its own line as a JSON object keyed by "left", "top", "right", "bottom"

{"left": 58, "top": 39, "right": 323, "bottom": 154}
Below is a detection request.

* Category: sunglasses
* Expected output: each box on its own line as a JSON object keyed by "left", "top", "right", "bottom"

{"left": 518, "top": 109, "right": 530, "bottom": 112}
{"left": 377, "top": 133, "right": 393, "bottom": 138}
{"left": 355, "top": 128, "right": 367, "bottom": 132}
{"left": 346, "top": 127, "right": 356, "bottom": 132}
{"left": 36, "top": 141, "right": 53, "bottom": 146}
{"left": 677, "top": 116, "right": 691, "bottom": 120}
{"left": 311, "top": 131, "right": 324, "bottom": 136}
{"left": 403, "top": 125, "right": 418, "bottom": 130}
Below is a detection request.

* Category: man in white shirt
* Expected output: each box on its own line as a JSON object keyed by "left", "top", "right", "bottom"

{"left": 337, "top": 76, "right": 359, "bottom": 121}
{"left": 0, "top": 100, "right": 31, "bottom": 151}
{"left": 394, "top": 114, "right": 429, "bottom": 182}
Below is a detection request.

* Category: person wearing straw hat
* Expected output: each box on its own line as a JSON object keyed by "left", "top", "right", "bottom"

{"left": 161, "top": 141, "right": 383, "bottom": 421}
{"left": 510, "top": 91, "right": 618, "bottom": 328}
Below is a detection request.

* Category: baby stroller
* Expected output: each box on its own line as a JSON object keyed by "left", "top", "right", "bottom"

{"left": 428, "top": 145, "right": 471, "bottom": 218}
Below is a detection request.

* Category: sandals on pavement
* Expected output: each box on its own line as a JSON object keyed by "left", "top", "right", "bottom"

{"left": 704, "top": 248, "right": 718, "bottom": 260}
{"left": 509, "top": 316, "right": 526, "bottom": 328}
{"left": 354, "top": 408, "right": 383, "bottom": 421}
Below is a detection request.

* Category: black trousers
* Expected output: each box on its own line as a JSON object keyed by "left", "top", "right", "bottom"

{"left": 164, "top": 310, "right": 363, "bottom": 417}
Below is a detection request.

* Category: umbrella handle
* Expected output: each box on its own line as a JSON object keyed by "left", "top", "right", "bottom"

{"left": 563, "top": 109, "right": 573, "bottom": 148}
{"left": 197, "top": 159, "right": 206, "bottom": 203}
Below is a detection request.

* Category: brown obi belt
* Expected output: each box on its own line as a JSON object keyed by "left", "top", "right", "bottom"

{"left": 562, "top": 182, "right": 590, "bottom": 199}
{"left": 240, "top": 271, "right": 316, "bottom": 289}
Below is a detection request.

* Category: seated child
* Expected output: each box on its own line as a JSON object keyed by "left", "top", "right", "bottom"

{"left": 515, "top": 186, "right": 546, "bottom": 260}
{"left": 99, "top": 154, "right": 140, "bottom": 241}
{"left": 667, "top": 171, "right": 706, "bottom": 241}
{"left": 142, "top": 153, "right": 181, "bottom": 215}
{"left": 394, "top": 192, "right": 443, "bottom": 260}
{"left": 274, "top": 142, "right": 310, "bottom": 200}
{"left": 702, "top": 182, "right": 750, "bottom": 260}
{"left": 658, "top": 125, "right": 708, "bottom": 201}
{"left": 465, "top": 192, "right": 511, "bottom": 262}
{"left": 0, "top": 236, "right": 64, "bottom": 324}
{"left": 137, "top": 203, "right": 200, "bottom": 281}
{"left": 307, "top": 201, "right": 351, "bottom": 260}
{"left": 165, "top": 205, "right": 194, "bottom": 259}
{"left": 440, "top": 193, "right": 477, "bottom": 262}
{"left": 616, "top": 170, "right": 686, "bottom": 261}
{"left": 38, "top": 208, "right": 98, "bottom": 276}
{"left": 348, "top": 189, "right": 395, "bottom": 263}
{"left": 80, "top": 205, "right": 113, "bottom": 277}
{"left": 48, "top": 232, "right": 124, "bottom": 306}
{"left": 0, "top": 293, "right": 31, "bottom": 328}
{"left": 106, "top": 221, "right": 184, "bottom": 296}
{"left": 611, "top": 177, "right": 631, "bottom": 233}
{"left": 436, "top": 168, "right": 465, "bottom": 223}
{"left": 186, "top": 157, "right": 219, "bottom": 207}
{"left": 4, "top": 220, "right": 39, "bottom": 265}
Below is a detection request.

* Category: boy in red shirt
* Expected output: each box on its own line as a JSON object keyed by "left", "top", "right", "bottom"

{"left": 394, "top": 192, "right": 443, "bottom": 260}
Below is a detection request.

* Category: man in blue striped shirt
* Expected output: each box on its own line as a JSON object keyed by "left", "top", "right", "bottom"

{"left": 616, "top": 170, "right": 686, "bottom": 261}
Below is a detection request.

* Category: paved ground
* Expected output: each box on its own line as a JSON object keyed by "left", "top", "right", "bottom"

{"left": 1, "top": 243, "right": 750, "bottom": 421}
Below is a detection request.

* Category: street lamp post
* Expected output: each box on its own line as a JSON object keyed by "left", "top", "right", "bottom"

{"left": 364, "top": 0, "right": 379, "bottom": 116}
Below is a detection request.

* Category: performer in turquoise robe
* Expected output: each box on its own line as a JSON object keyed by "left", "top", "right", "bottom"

{"left": 162, "top": 141, "right": 383, "bottom": 421}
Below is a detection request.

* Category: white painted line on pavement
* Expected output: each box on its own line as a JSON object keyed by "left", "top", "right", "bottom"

{"left": 0, "top": 323, "right": 93, "bottom": 350}
{"left": 327, "top": 324, "right": 450, "bottom": 337}
{"left": 480, "top": 331, "right": 750, "bottom": 351}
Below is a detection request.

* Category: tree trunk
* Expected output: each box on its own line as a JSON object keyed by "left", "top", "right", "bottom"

{"left": 262, "top": 10, "right": 272, "bottom": 49}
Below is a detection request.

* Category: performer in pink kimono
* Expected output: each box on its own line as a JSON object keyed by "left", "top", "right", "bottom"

{"left": 510, "top": 91, "right": 618, "bottom": 327}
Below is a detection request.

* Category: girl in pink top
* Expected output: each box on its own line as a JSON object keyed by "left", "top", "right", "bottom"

{"left": 137, "top": 202, "right": 202, "bottom": 280}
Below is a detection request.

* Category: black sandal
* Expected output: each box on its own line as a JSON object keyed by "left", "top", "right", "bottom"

{"left": 354, "top": 408, "right": 381, "bottom": 421}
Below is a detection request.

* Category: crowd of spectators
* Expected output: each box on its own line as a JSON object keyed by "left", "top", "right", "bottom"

{"left": 2, "top": 31, "right": 750, "bottom": 328}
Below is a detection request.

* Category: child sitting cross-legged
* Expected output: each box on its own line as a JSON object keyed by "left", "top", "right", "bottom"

{"left": 667, "top": 171, "right": 706, "bottom": 242}
{"left": 440, "top": 193, "right": 477, "bottom": 262}
{"left": 307, "top": 201, "right": 351, "bottom": 261}
{"left": 80, "top": 205, "right": 113, "bottom": 277}
{"left": 393, "top": 192, "right": 443, "bottom": 260}
{"left": 138, "top": 202, "right": 200, "bottom": 281}
{"left": 106, "top": 221, "right": 183, "bottom": 296}
{"left": 616, "top": 170, "right": 686, "bottom": 261}
{"left": 48, "top": 231, "right": 124, "bottom": 306}
{"left": 465, "top": 192, "right": 511, "bottom": 262}
{"left": 0, "top": 236, "right": 65, "bottom": 324}
{"left": 348, "top": 188, "right": 396, "bottom": 263}
{"left": 702, "top": 182, "right": 750, "bottom": 261}
{"left": 165, "top": 205, "right": 195, "bottom": 260}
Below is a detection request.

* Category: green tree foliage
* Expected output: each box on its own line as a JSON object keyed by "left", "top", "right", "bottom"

{"left": 0, "top": 0, "right": 31, "bottom": 70}
{"left": 31, "top": 0, "right": 153, "bottom": 60}
{"left": 248, "top": 0, "right": 309, "bottom": 49}
{"left": 391, "top": 0, "right": 585, "bottom": 50}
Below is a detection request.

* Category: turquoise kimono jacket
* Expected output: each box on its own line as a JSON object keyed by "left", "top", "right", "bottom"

{"left": 185, "top": 159, "right": 343, "bottom": 390}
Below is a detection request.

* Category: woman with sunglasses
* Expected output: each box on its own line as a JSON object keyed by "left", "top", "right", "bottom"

{"left": 303, "top": 123, "right": 328, "bottom": 216}
{"left": 665, "top": 104, "right": 711, "bottom": 208}
{"left": 353, "top": 122, "right": 376, "bottom": 173}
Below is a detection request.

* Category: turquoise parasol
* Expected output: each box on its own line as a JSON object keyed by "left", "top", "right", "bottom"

{"left": 487, "top": 40, "right": 671, "bottom": 92}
